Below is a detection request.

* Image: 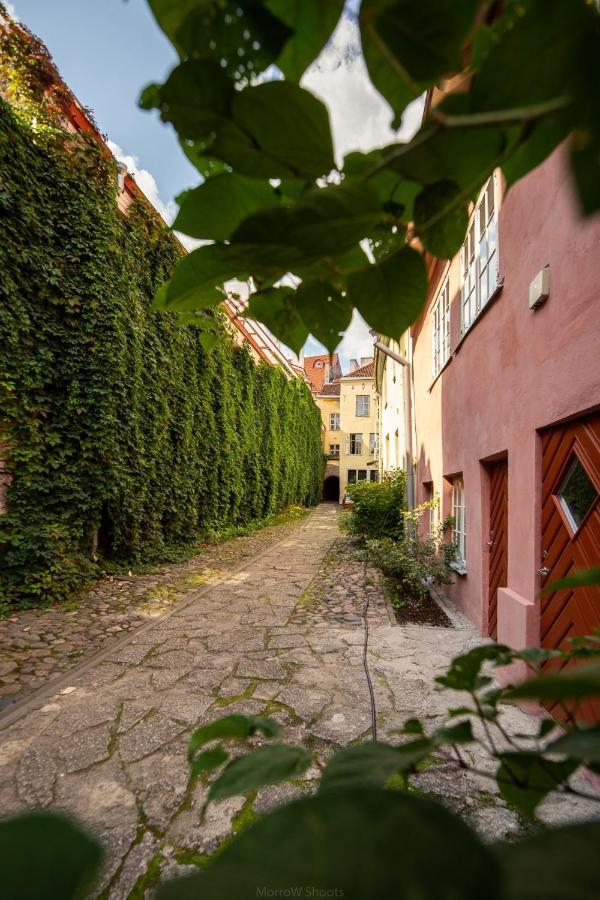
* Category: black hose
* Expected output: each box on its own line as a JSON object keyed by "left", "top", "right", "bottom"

{"left": 362, "top": 558, "right": 378, "bottom": 741}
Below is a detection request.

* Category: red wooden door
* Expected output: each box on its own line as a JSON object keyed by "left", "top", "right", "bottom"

{"left": 488, "top": 460, "right": 508, "bottom": 640}
{"left": 540, "top": 411, "right": 600, "bottom": 722}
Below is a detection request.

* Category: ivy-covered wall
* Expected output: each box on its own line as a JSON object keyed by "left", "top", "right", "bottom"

{"left": 0, "top": 97, "right": 323, "bottom": 607}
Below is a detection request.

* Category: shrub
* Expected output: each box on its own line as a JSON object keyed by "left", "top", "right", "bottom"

{"left": 345, "top": 469, "right": 406, "bottom": 540}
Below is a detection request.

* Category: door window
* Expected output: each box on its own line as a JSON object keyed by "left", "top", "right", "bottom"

{"left": 555, "top": 455, "right": 598, "bottom": 533}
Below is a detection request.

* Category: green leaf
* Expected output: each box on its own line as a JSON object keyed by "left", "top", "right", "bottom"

{"left": 229, "top": 80, "right": 335, "bottom": 179}
{"left": 267, "top": 0, "right": 345, "bottom": 81}
{"left": 156, "top": 789, "right": 501, "bottom": 900}
{"left": 319, "top": 740, "right": 433, "bottom": 793}
{"left": 347, "top": 246, "right": 427, "bottom": 340}
{"left": 496, "top": 752, "right": 577, "bottom": 819}
{"left": 173, "top": 174, "right": 280, "bottom": 241}
{"left": 434, "top": 720, "right": 474, "bottom": 746}
{"left": 414, "top": 180, "right": 469, "bottom": 259}
{"left": 547, "top": 726, "right": 600, "bottom": 764}
{"left": 502, "top": 115, "right": 571, "bottom": 190}
{"left": 470, "top": 0, "right": 589, "bottom": 114}
{"left": 190, "top": 745, "right": 229, "bottom": 777}
{"left": 386, "top": 97, "right": 509, "bottom": 191}
{"left": 187, "top": 714, "right": 281, "bottom": 763}
{"left": 0, "top": 812, "right": 103, "bottom": 900}
{"left": 153, "top": 245, "right": 246, "bottom": 312}
{"left": 179, "top": 138, "right": 230, "bottom": 178}
{"left": 295, "top": 281, "right": 352, "bottom": 353}
{"left": 140, "top": 60, "right": 233, "bottom": 140}
{"left": 208, "top": 744, "right": 311, "bottom": 803}
{"left": 539, "top": 567, "right": 600, "bottom": 595}
{"left": 505, "top": 663, "right": 600, "bottom": 702}
{"left": 496, "top": 820, "right": 600, "bottom": 900}
{"left": 243, "top": 286, "right": 308, "bottom": 355}
{"left": 436, "top": 644, "right": 511, "bottom": 692}
{"left": 234, "top": 181, "right": 381, "bottom": 259}
{"left": 360, "top": 0, "right": 478, "bottom": 127}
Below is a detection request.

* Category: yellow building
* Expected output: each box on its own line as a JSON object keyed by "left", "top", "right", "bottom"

{"left": 338, "top": 361, "right": 379, "bottom": 501}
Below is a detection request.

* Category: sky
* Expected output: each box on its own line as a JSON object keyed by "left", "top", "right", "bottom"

{"left": 7, "top": 1, "right": 422, "bottom": 370}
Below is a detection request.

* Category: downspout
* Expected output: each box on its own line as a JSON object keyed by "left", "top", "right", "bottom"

{"left": 372, "top": 339, "right": 415, "bottom": 511}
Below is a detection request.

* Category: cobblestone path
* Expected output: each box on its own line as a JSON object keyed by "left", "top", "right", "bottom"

{"left": 0, "top": 504, "right": 595, "bottom": 898}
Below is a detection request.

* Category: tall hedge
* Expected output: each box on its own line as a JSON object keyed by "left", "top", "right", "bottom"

{"left": 0, "top": 97, "right": 323, "bottom": 607}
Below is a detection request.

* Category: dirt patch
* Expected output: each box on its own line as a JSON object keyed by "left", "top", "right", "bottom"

{"left": 391, "top": 588, "right": 453, "bottom": 628}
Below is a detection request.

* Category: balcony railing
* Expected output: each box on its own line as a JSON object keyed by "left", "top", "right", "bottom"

{"left": 327, "top": 451, "right": 340, "bottom": 460}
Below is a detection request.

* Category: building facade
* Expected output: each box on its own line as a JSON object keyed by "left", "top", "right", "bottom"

{"left": 409, "top": 146, "right": 600, "bottom": 664}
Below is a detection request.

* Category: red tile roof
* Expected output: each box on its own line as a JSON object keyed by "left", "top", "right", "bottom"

{"left": 303, "top": 353, "right": 341, "bottom": 393}
{"left": 340, "top": 362, "right": 374, "bottom": 378}
{"left": 319, "top": 382, "right": 341, "bottom": 396}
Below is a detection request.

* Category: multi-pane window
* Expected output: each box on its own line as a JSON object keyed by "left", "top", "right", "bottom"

{"left": 460, "top": 175, "right": 499, "bottom": 334}
{"left": 328, "top": 443, "right": 340, "bottom": 458}
{"left": 348, "top": 469, "right": 378, "bottom": 484}
{"left": 369, "top": 433, "right": 379, "bottom": 456}
{"left": 356, "top": 395, "right": 370, "bottom": 416}
{"left": 452, "top": 477, "right": 466, "bottom": 566}
{"left": 432, "top": 277, "right": 451, "bottom": 378}
{"left": 329, "top": 412, "right": 340, "bottom": 431}
{"left": 349, "top": 433, "right": 363, "bottom": 455}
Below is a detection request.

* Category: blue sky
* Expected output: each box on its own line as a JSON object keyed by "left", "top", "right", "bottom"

{"left": 7, "top": 1, "right": 422, "bottom": 368}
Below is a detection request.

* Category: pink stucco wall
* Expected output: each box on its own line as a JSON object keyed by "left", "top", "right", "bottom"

{"left": 412, "top": 144, "right": 600, "bottom": 641}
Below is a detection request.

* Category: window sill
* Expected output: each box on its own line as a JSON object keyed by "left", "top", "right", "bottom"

{"left": 429, "top": 355, "right": 452, "bottom": 392}
{"left": 454, "top": 278, "right": 504, "bottom": 355}
{"left": 448, "top": 560, "right": 467, "bottom": 577}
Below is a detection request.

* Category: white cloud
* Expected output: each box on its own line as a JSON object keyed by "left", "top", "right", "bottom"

{"left": 302, "top": 13, "right": 423, "bottom": 165}
{"left": 302, "top": 310, "right": 374, "bottom": 372}
{"left": 4, "top": 2, "right": 18, "bottom": 20}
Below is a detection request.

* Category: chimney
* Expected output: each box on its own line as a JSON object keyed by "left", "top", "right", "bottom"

{"left": 360, "top": 356, "right": 374, "bottom": 367}
{"left": 349, "top": 358, "right": 358, "bottom": 372}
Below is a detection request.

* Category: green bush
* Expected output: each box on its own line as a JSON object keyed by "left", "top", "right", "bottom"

{"left": 367, "top": 534, "right": 451, "bottom": 603}
{"left": 345, "top": 470, "right": 406, "bottom": 540}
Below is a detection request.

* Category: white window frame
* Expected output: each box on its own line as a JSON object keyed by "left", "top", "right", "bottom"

{"left": 460, "top": 174, "right": 499, "bottom": 335}
{"left": 451, "top": 477, "right": 466, "bottom": 569}
{"left": 349, "top": 433, "right": 363, "bottom": 455}
{"left": 329, "top": 412, "right": 340, "bottom": 431}
{"left": 356, "top": 395, "right": 370, "bottom": 417}
{"left": 432, "top": 276, "right": 451, "bottom": 378}
{"left": 369, "top": 470, "right": 379, "bottom": 483}
{"left": 369, "top": 432, "right": 379, "bottom": 456}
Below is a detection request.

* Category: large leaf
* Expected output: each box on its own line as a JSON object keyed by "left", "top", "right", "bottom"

{"left": 496, "top": 821, "right": 600, "bottom": 900}
{"left": 153, "top": 245, "right": 248, "bottom": 312}
{"left": 243, "top": 286, "right": 308, "bottom": 355}
{"left": 140, "top": 60, "right": 233, "bottom": 140}
{"left": 347, "top": 246, "right": 428, "bottom": 339}
{"left": 414, "top": 180, "right": 469, "bottom": 259}
{"left": 267, "top": 0, "right": 345, "bottom": 81}
{"left": 470, "top": 0, "right": 590, "bottom": 113}
{"left": 230, "top": 80, "right": 335, "bottom": 178}
{"left": 295, "top": 281, "right": 352, "bottom": 353}
{"left": 547, "top": 725, "right": 600, "bottom": 764}
{"left": 360, "top": 0, "right": 478, "bottom": 127}
{"left": 208, "top": 744, "right": 311, "bottom": 803}
{"left": 232, "top": 180, "right": 382, "bottom": 258}
{"left": 505, "top": 663, "right": 600, "bottom": 702}
{"left": 148, "top": 0, "right": 290, "bottom": 70}
{"left": 188, "top": 714, "right": 281, "bottom": 763}
{"left": 496, "top": 752, "right": 577, "bottom": 819}
{"left": 319, "top": 740, "right": 434, "bottom": 793}
{"left": 156, "top": 789, "right": 502, "bottom": 899}
{"left": 0, "top": 812, "right": 103, "bottom": 900}
{"left": 173, "top": 174, "right": 280, "bottom": 241}
{"left": 190, "top": 745, "right": 229, "bottom": 778}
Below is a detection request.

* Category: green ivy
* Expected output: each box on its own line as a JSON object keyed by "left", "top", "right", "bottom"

{"left": 0, "top": 97, "right": 323, "bottom": 608}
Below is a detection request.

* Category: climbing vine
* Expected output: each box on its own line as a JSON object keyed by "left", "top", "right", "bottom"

{"left": 0, "top": 25, "right": 323, "bottom": 608}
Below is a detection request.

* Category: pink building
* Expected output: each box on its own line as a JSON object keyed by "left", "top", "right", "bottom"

{"left": 411, "top": 144, "right": 600, "bottom": 671}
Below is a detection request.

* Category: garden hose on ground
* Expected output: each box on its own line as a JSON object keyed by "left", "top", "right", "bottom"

{"left": 362, "top": 558, "right": 378, "bottom": 741}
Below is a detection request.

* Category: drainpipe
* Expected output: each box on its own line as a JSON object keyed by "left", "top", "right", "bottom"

{"left": 372, "top": 338, "right": 415, "bottom": 511}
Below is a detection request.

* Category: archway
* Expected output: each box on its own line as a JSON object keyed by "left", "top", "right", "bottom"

{"left": 322, "top": 475, "right": 340, "bottom": 501}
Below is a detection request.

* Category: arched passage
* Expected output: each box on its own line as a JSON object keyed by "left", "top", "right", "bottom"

{"left": 322, "top": 475, "right": 340, "bottom": 501}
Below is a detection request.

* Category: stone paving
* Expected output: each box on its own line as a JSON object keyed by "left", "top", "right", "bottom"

{"left": 0, "top": 503, "right": 597, "bottom": 898}
{"left": 0, "top": 512, "right": 310, "bottom": 710}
